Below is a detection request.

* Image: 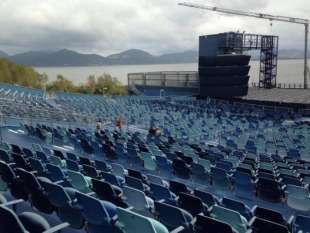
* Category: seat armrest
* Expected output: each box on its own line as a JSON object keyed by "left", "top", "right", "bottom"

{"left": 287, "top": 215, "right": 294, "bottom": 226}
{"left": 43, "top": 222, "right": 70, "bottom": 233}
{"left": 250, "top": 205, "right": 257, "bottom": 213}
{"left": 170, "top": 226, "right": 185, "bottom": 233}
{"left": 1, "top": 199, "right": 24, "bottom": 206}
{"left": 55, "top": 180, "right": 65, "bottom": 184}
{"left": 86, "top": 192, "right": 96, "bottom": 196}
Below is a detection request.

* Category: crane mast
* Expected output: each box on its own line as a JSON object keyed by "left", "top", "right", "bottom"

{"left": 179, "top": 2, "right": 309, "bottom": 89}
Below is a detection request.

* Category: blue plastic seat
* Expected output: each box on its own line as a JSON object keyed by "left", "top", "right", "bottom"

{"left": 221, "top": 197, "right": 252, "bottom": 220}
{"left": 292, "top": 215, "right": 310, "bottom": 233}
{"left": 154, "top": 201, "right": 193, "bottom": 231}
{"left": 76, "top": 191, "right": 122, "bottom": 233}
{"left": 149, "top": 182, "right": 176, "bottom": 205}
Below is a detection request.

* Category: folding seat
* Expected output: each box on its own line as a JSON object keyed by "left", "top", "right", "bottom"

{"left": 122, "top": 186, "right": 154, "bottom": 217}
{"left": 12, "top": 153, "right": 32, "bottom": 171}
{"left": 149, "top": 183, "right": 176, "bottom": 205}
{"left": 221, "top": 197, "right": 252, "bottom": 220}
{"left": 0, "top": 149, "right": 11, "bottom": 163}
{"left": 28, "top": 158, "right": 47, "bottom": 176}
{"left": 127, "top": 169, "right": 147, "bottom": 183}
{"left": 49, "top": 155, "right": 66, "bottom": 168}
{"left": 191, "top": 163, "right": 210, "bottom": 185}
{"left": 142, "top": 154, "right": 158, "bottom": 171}
{"left": 252, "top": 206, "right": 290, "bottom": 227}
{"left": 216, "top": 161, "right": 233, "bottom": 172}
{"left": 0, "top": 161, "right": 28, "bottom": 200}
{"left": 169, "top": 180, "right": 190, "bottom": 196}
{"left": 177, "top": 154, "right": 193, "bottom": 165}
{"left": 16, "top": 168, "right": 55, "bottom": 214}
{"left": 281, "top": 175, "right": 303, "bottom": 186}
{"left": 46, "top": 163, "right": 67, "bottom": 182}
{"left": 102, "top": 171, "right": 124, "bottom": 187}
{"left": 95, "top": 159, "right": 112, "bottom": 172}
{"left": 193, "top": 215, "right": 236, "bottom": 233}
{"left": 67, "top": 170, "right": 92, "bottom": 193}
{"left": 36, "top": 151, "right": 49, "bottom": 163}
{"left": 232, "top": 171, "right": 255, "bottom": 199}
{"left": 83, "top": 164, "right": 101, "bottom": 179}
{"left": 116, "top": 207, "right": 170, "bottom": 233}
{"left": 291, "top": 215, "right": 310, "bottom": 233}
{"left": 41, "top": 180, "right": 85, "bottom": 229}
{"left": 53, "top": 149, "right": 65, "bottom": 159}
{"left": 75, "top": 191, "right": 122, "bottom": 233}
{"left": 211, "top": 167, "right": 233, "bottom": 191}
{"left": 178, "top": 192, "right": 208, "bottom": 216}
{"left": 249, "top": 217, "right": 289, "bottom": 233}
{"left": 111, "top": 163, "right": 126, "bottom": 178}
{"left": 66, "top": 159, "right": 81, "bottom": 172}
{"left": 125, "top": 175, "right": 149, "bottom": 192}
{"left": 285, "top": 184, "right": 310, "bottom": 212}
{"left": 209, "top": 205, "right": 248, "bottom": 233}
{"left": 91, "top": 178, "right": 127, "bottom": 208}
{"left": 193, "top": 189, "right": 218, "bottom": 207}
{"left": 79, "top": 156, "right": 92, "bottom": 166}
{"left": 0, "top": 205, "right": 69, "bottom": 233}
{"left": 80, "top": 139, "right": 95, "bottom": 155}
{"left": 22, "top": 148, "right": 34, "bottom": 158}
{"left": 154, "top": 201, "right": 194, "bottom": 231}
{"left": 67, "top": 152, "right": 79, "bottom": 161}
{"left": 172, "top": 158, "right": 191, "bottom": 179}
{"left": 10, "top": 144, "right": 22, "bottom": 154}
{"left": 155, "top": 155, "right": 172, "bottom": 174}
{"left": 255, "top": 178, "right": 285, "bottom": 202}
{"left": 147, "top": 174, "right": 168, "bottom": 187}
{"left": 198, "top": 158, "right": 212, "bottom": 172}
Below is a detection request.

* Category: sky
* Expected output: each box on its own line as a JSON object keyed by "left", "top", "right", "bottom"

{"left": 0, "top": 0, "right": 309, "bottom": 55}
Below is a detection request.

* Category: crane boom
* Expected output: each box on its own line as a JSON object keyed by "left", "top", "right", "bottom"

{"left": 179, "top": 2, "right": 309, "bottom": 89}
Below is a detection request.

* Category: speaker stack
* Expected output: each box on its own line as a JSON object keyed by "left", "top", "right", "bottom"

{"left": 199, "top": 54, "right": 251, "bottom": 98}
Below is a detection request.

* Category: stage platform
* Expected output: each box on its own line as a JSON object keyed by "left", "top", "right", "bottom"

{"left": 241, "top": 87, "right": 310, "bottom": 105}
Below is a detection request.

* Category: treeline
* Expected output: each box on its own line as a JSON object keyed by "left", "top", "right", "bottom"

{"left": 0, "top": 58, "right": 127, "bottom": 95}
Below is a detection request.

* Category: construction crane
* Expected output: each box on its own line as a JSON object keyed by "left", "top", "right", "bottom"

{"left": 179, "top": 2, "right": 309, "bottom": 89}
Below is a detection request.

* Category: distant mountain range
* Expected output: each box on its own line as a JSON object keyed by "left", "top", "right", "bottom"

{"left": 0, "top": 48, "right": 308, "bottom": 67}
{"left": 0, "top": 49, "right": 197, "bottom": 67}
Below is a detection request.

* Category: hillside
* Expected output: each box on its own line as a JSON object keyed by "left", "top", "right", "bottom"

{"left": 0, "top": 48, "right": 308, "bottom": 67}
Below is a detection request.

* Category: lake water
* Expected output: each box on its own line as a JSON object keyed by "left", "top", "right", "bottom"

{"left": 34, "top": 59, "right": 309, "bottom": 85}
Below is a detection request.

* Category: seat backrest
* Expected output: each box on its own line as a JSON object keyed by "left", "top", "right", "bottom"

{"left": 147, "top": 175, "right": 164, "bottom": 186}
{"left": 210, "top": 205, "right": 247, "bottom": 233}
{"left": 178, "top": 192, "right": 204, "bottom": 216}
{"left": 111, "top": 163, "right": 124, "bottom": 177}
{"left": 150, "top": 183, "right": 172, "bottom": 201}
{"left": 46, "top": 163, "right": 65, "bottom": 181}
{"left": 169, "top": 180, "right": 188, "bottom": 195}
{"left": 67, "top": 170, "right": 89, "bottom": 192}
{"left": 194, "top": 215, "right": 234, "bottom": 233}
{"left": 194, "top": 189, "right": 217, "bottom": 207}
{"left": 79, "top": 157, "right": 92, "bottom": 166}
{"left": 0, "top": 149, "right": 11, "bottom": 163}
{"left": 16, "top": 168, "right": 41, "bottom": 191}
{"left": 67, "top": 152, "right": 78, "bottom": 161}
{"left": 102, "top": 171, "right": 120, "bottom": 187}
{"left": 127, "top": 169, "right": 144, "bottom": 181}
{"left": 66, "top": 159, "right": 80, "bottom": 171}
{"left": 123, "top": 186, "right": 149, "bottom": 211}
{"left": 125, "top": 175, "right": 144, "bottom": 191}
{"left": 83, "top": 164, "right": 99, "bottom": 178}
{"left": 92, "top": 178, "right": 116, "bottom": 199}
{"left": 53, "top": 150, "right": 65, "bottom": 159}
{"left": 76, "top": 191, "right": 114, "bottom": 225}
{"left": 251, "top": 217, "right": 288, "bottom": 233}
{"left": 154, "top": 201, "right": 192, "bottom": 230}
{"left": 0, "top": 161, "right": 16, "bottom": 182}
{"left": 253, "top": 206, "right": 285, "bottom": 226}
{"left": 41, "top": 180, "right": 70, "bottom": 207}
{"left": 294, "top": 215, "right": 310, "bottom": 233}
{"left": 117, "top": 207, "right": 169, "bottom": 233}
{"left": 0, "top": 206, "right": 27, "bottom": 233}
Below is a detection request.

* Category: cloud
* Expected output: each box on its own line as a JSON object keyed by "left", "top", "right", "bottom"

{"left": 0, "top": 0, "right": 309, "bottom": 55}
